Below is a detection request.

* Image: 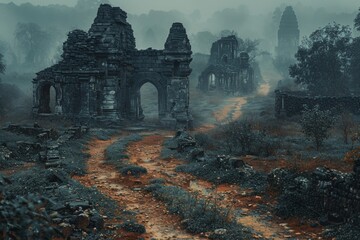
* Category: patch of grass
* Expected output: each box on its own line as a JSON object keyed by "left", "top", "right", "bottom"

{"left": 105, "top": 134, "right": 142, "bottom": 165}
{"left": 120, "top": 165, "right": 147, "bottom": 177}
{"left": 149, "top": 178, "right": 166, "bottom": 184}
{"left": 121, "top": 220, "right": 146, "bottom": 234}
{"left": 145, "top": 183, "right": 253, "bottom": 239}
{"left": 58, "top": 137, "right": 90, "bottom": 175}
{"left": 91, "top": 129, "right": 119, "bottom": 141}
{"left": 4, "top": 168, "right": 119, "bottom": 217}
{"left": 176, "top": 159, "right": 266, "bottom": 191}
{"left": 0, "top": 194, "right": 60, "bottom": 239}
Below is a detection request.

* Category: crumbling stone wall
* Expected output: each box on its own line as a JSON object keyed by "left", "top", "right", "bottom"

{"left": 33, "top": 4, "right": 192, "bottom": 128}
{"left": 269, "top": 161, "right": 360, "bottom": 222}
{"left": 275, "top": 90, "right": 360, "bottom": 117}
{"left": 197, "top": 36, "right": 256, "bottom": 95}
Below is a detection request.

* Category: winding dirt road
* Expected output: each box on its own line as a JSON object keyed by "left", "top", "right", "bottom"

{"left": 74, "top": 86, "right": 323, "bottom": 239}
{"left": 74, "top": 135, "right": 205, "bottom": 240}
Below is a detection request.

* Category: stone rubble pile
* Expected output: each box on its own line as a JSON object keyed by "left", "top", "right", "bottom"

{"left": 269, "top": 160, "right": 360, "bottom": 223}
{"left": 3, "top": 124, "right": 89, "bottom": 168}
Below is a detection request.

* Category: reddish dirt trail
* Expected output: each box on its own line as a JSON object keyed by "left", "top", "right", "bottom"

{"left": 74, "top": 87, "right": 323, "bottom": 239}
{"left": 0, "top": 162, "right": 35, "bottom": 176}
{"left": 212, "top": 97, "right": 247, "bottom": 124}
{"left": 126, "top": 134, "right": 320, "bottom": 240}
{"left": 74, "top": 135, "right": 205, "bottom": 240}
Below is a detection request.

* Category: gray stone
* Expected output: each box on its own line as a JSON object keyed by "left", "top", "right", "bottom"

{"left": 33, "top": 4, "right": 192, "bottom": 129}
{"left": 197, "top": 35, "right": 256, "bottom": 94}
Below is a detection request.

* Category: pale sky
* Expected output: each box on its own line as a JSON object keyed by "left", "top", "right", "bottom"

{"left": 1, "top": 0, "right": 359, "bottom": 17}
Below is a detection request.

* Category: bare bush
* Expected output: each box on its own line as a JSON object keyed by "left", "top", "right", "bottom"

{"left": 300, "top": 105, "right": 335, "bottom": 150}
{"left": 220, "top": 120, "right": 278, "bottom": 156}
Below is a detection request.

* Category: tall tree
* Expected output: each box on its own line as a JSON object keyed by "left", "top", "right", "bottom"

{"left": 0, "top": 53, "right": 5, "bottom": 77}
{"left": 351, "top": 37, "right": 360, "bottom": 88}
{"left": 75, "top": 0, "right": 110, "bottom": 10}
{"left": 14, "top": 23, "right": 52, "bottom": 67}
{"left": 355, "top": 7, "right": 360, "bottom": 32}
{"left": 190, "top": 31, "right": 217, "bottom": 54}
{"left": 351, "top": 8, "right": 360, "bottom": 89}
{"left": 0, "top": 53, "right": 5, "bottom": 115}
{"left": 290, "top": 23, "right": 352, "bottom": 96}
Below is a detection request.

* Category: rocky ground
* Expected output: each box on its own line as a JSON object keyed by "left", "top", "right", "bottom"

{"left": 1, "top": 83, "right": 359, "bottom": 239}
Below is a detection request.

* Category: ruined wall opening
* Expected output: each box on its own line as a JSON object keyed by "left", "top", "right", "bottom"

{"left": 173, "top": 61, "right": 180, "bottom": 76}
{"left": 140, "top": 82, "right": 160, "bottom": 121}
{"left": 222, "top": 55, "right": 228, "bottom": 64}
{"left": 38, "top": 84, "right": 56, "bottom": 114}
{"left": 208, "top": 73, "right": 216, "bottom": 91}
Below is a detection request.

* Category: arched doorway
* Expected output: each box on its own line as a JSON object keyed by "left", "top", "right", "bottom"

{"left": 132, "top": 72, "right": 167, "bottom": 121}
{"left": 139, "top": 82, "right": 160, "bottom": 122}
{"left": 222, "top": 55, "right": 228, "bottom": 64}
{"left": 208, "top": 73, "right": 216, "bottom": 91}
{"left": 38, "top": 84, "right": 57, "bottom": 114}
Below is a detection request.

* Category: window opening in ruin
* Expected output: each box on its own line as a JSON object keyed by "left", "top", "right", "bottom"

{"left": 208, "top": 73, "right": 216, "bottom": 91}
{"left": 140, "top": 82, "right": 159, "bottom": 121}
{"left": 222, "top": 55, "right": 228, "bottom": 64}
{"left": 39, "top": 84, "right": 56, "bottom": 114}
{"left": 173, "top": 61, "right": 180, "bottom": 76}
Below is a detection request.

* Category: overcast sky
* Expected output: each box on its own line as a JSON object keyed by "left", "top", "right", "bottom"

{"left": 2, "top": 0, "right": 359, "bottom": 17}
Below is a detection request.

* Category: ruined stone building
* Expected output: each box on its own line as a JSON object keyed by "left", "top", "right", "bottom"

{"left": 197, "top": 36, "right": 256, "bottom": 94}
{"left": 275, "top": 90, "right": 360, "bottom": 118}
{"left": 32, "top": 4, "right": 192, "bottom": 128}
{"left": 276, "top": 6, "right": 300, "bottom": 61}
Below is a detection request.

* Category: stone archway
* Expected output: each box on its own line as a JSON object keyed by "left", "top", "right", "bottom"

{"left": 132, "top": 72, "right": 167, "bottom": 121}
{"left": 36, "top": 81, "right": 62, "bottom": 114}
{"left": 221, "top": 55, "right": 229, "bottom": 64}
{"left": 207, "top": 73, "right": 217, "bottom": 91}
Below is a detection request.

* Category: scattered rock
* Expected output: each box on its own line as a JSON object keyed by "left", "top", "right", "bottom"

{"left": 214, "top": 228, "right": 227, "bottom": 235}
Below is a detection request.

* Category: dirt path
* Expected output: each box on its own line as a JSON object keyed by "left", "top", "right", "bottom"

{"left": 74, "top": 82, "right": 322, "bottom": 239}
{"left": 125, "top": 133, "right": 321, "bottom": 240}
{"left": 74, "top": 135, "right": 205, "bottom": 240}
{"left": 213, "top": 97, "right": 247, "bottom": 124}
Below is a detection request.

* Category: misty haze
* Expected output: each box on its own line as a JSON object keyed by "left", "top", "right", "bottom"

{"left": 1, "top": 0, "right": 360, "bottom": 239}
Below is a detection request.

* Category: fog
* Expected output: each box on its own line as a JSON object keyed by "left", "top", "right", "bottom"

{"left": 5, "top": 0, "right": 359, "bottom": 16}
{"left": 0, "top": 0, "right": 359, "bottom": 96}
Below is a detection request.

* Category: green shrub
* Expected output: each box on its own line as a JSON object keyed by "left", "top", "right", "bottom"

{"left": 149, "top": 178, "right": 166, "bottom": 184}
{"left": 300, "top": 105, "right": 335, "bottom": 150}
{"left": 0, "top": 194, "right": 60, "bottom": 239}
{"left": 120, "top": 165, "right": 147, "bottom": 177}
{"left": 121, "top": 220, "right": 146, "bottom": 234}
{"left": 146, "top": 184, "right": 252, "bottom": 239}
{"left": 220, "top": 120, "right": 278, "bottom": 156}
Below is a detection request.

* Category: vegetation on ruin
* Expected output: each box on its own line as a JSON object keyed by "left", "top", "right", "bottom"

{"left": 146, "top": 183, "right": 252, "bottom": 240}
{"left": 290, "top": 23, "right": 353, "bottom": 96}
{"left": 300, "top": 105, "right": 335, "bottom": 150}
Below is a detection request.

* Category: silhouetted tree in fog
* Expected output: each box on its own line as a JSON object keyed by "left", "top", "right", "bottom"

{"left": 190, "top": 31, "right": 217, "bottom": 54}
{"left": 355, "top": 7, "right": 360, "bottom": 31}
{"left": 0, "top": 53, "right": 4, "bottom": 78}
{"left": 75, "top": 0, "right": 110, "bottom": 10}
{"left": 290, "top": 23, "right": 352, "bottom": 96}
{"left": 351, "top": 8, "right": 360, "bottom": 89}
{"left": 0, "top": 53, "right": 5, "bottom": 115}
{"left": 14, "top": 23, "right": 53, "bottom": 68}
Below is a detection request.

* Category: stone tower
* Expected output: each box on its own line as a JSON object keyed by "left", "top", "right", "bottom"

{"left": 276, "top": 6, "right": 300, "bottom": 60}
{"left": 32, "top": 4, "right": 192, "bottom": 129}
{"left": 197, "top": 36, "right": 256, "bottom": 94}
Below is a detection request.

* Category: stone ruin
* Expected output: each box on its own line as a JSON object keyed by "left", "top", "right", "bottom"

{"left": 197, "top": 35, "right": 256, "bottom": 94}
{"left": 269, "top": 160, "right": 360, "bottom": 223}
{"left": 276, "top": 6, "right": 300, "bottom": 63}
{"left": 32, "top": 4, "right": 192, "bottom": 128}
{"left": 275, "top": 90, "right": 360, "bottom": 117}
